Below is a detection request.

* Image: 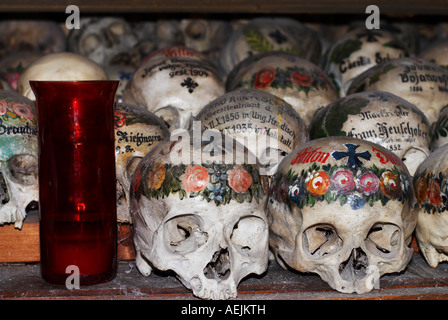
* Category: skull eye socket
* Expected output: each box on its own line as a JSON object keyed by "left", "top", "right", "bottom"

{"left": 365, "top": 223, "right": 401, "bottom": 258}
{"left": 8, "top": 154, "right": 37, "bottom": 186}
{"left": 303, "top": 224, "right": 343, "bottom": 259}
{"left": 164, "top": 214, "right": 208, "bottom": 254}
{"left": 230, "top": 216, "right": 267, "bottom": 255}
{"left": 81, "top": 34, "right": 100, "bottom": 54}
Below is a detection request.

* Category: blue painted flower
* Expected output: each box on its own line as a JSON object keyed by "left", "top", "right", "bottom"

{"left": 207, "top": 183, "right": 227, "bottom": 203}
{"left": 207, "top": 165, "right": 228, "bottom": 184}
{"left": 288, "top": 179, "right": 306, "bottom": 203}
{"left": 347, "top": 194, "right": 365, "bottom": 210}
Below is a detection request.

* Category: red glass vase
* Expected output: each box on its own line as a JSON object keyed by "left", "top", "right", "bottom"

{"left": 30, "top": 81, "right": 119, "bottom": 286}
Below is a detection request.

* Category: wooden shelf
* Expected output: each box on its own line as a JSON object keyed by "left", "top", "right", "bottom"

{"left": 0, "top": 0, "right": 447, "bottom": 15}
{"left": 1, "top": 254, "right": 447, "bottom": 300}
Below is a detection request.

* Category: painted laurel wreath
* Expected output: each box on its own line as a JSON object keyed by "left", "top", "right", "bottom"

{"left": 133, "top": 162, "right": 267, "bottom": 206}
{"left": 272, "top": 162, "right": 411, "bottom": 210}
{"left": 414, "top": 171, "right": 448, "bottom": 214}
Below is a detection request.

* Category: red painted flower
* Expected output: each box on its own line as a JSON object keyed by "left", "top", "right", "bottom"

{"left": 427, "top": 179, "right": 442, "bottom": 206}
{"left": 114, "top": 110, "right": 127, "bottom": 129}
{"left": 414, "top": 177, "right": 428, "bottom": 204}
{"left": 11, "top": 102, "right": 34, "bottom": 120}
{"left": 227, "top": 165, "right": 253, "bottom": 193}
{"left": 307, "top": 171, "right": 330, "bottom": 196}
{"left": 331, "top": 169, "right": 355, "bottom": 193}
{"left": 182, "top": 165, "right": 209, "bottom": 193}
{"left": 358, "top": 172, "right": 380, "bottom": 196}
{"left": 6, "top": 72, "right": 20, "bottom": 91}
{"left": 290, "top": 72, "right": 313, "bottom": 87}
{"left": 253, "top": 68, "right": 276, "bottom": 89}
{"left": 380, "top": 171, "right": 401, "bottom": 199}
{"left": 0, "top": 100, "right": 7, "bottom": 116}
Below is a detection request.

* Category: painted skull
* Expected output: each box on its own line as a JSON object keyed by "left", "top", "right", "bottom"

{"left": 122, "top": 46, "right": 225, "bottom": 131}
{"left": 322, "top": 27, "right": 408, "bottom": 96}
{"left": 219, "top": 17, "right": 322, "bottom": 78}
{"left": 0, "top": 90, "right": 38, "bottom": 228}
{"left": 17, "top": 52, "right": 109, "bottom": 101}
{"left": 195, "top": 88, "right": 308, "bottom": 175}
{"left": 268, "top": 136, "right": 417, "bottom": 294}
{"left": 419, "top": 40, "right": 448, "bottom": 71}
{"left": 414, "top": 144, "right": 448, "bottom": 268}
{"left": 347, "top": 57, "right": 448, "bottom": 125}
{"left": 114, "top": 103, "right": 169, "bottom": 223}
{"left": 130, "top": 131, "right": 269, "bottom": 299}
{"left": 309, "top": 91, "right": 431, "bottom": 175}
{"left": 67, "top": 17, "right": 139, "bottom": 67}
{"left": 226, "top": 52, "right": 338, "bottom": 125}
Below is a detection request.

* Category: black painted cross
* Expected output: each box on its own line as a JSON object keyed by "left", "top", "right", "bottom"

{"left": 331, "top": 143, "right": 371, "bottom": 168}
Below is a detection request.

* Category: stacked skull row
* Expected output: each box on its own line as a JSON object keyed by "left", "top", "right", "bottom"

{"left": 1, "top": 16, "right": 448, "bottom": 299}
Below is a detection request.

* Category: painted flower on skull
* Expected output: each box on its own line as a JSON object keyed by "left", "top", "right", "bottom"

{"left": 277, "top": 143, "right": 410, "bottom": 211}
{"left": 181, "top": 165, "right": 209, "bottom": 193}
{"left": 227, "top": 165, "right": 253, "bottom": 193}
{"left": 148, "top": 162, "right": 167, "bottom": 190}
{"left": 253, "top": 68, "right": 276, "bottom": 89}
{"left": 414, "top": 171, "right": 447, "bottom": 214}
{"left": 0, "top": 99, "right": 36, "bottom": 125}
{"left": 135, "top": 162, "right": 265, "bottom": 206}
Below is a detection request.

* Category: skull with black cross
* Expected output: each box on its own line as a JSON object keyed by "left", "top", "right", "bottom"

{"left": 122, "top": 46, "right": 225, "bottom": 131}
{"left": 268, "top": 136, "right": 417, "bottom": 294}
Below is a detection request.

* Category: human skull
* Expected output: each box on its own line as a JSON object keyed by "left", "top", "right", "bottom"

{"left": 17, "top": 52, "right": 109, "bottom": 101}
{"left": 219, "top": 17, "right": 322, "bottom": 78}
{"left": 122, "top": 46, "right": 225, "bottom": 131}
{"left": 419, "top": 40, "right": 448, "bottom": 71}
{"left": 195, "top": 88, "right": 308, "bottom": 175}
{"left": 413, "top": 144, "right": 448, "bottom": 268}
{"left": 347, "top": 57, "right": 448, "bottom": 125}
{"left": 0, "top": 20, "right": 65, "bottom": 59}
{"left": 67, "top": 17, "right": 139, "bottom": 67}
{"left": 130, "top": 131, "right": 269, "bottom": 299}
{"left": 0, "top": 90, "right": 38, "bottom": 229}
{"left": 309, "top": 91, "right": 431, "bottom": 175}
{"left": 114, "top": 103, "right": 169, "bottom": 223}
{"left": 322, "top": 27, "right": 408, "bottom": 96}
{"left": 268, "top": 136, "right": 417, "bottom": 294}
{"left": 226, "top": 52, "right": 338, "bottom": 125}
{"left": 180, "top": 19, "right": 232, "bottom": 65}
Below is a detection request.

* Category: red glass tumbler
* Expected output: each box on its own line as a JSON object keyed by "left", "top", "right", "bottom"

{"left": 30, "top": 81, "right": 119, "bottom": 285}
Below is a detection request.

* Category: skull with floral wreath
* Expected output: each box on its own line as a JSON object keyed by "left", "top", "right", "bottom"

{"left": 130, "top": 130, "right": 269, "bottom": 299}
{"left": 268, "top": 136, "right": 417, "bottom": 294}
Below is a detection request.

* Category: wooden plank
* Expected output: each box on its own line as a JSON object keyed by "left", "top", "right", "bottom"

{"left": 0, "top": 212, "right": 40, "bottom": 263}
{"left": 0, "top": 0, "right": 447, "bottom": 15}
{"left": 0, "top": 212, "right": 135, "bottom": 262}
{"left": 1, "top": 254, "right": 447, "bottom": 300}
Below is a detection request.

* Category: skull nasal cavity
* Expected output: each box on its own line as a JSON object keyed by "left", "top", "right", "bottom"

{"left": 339, "top": 248, "right": 368, "bottom": 281}
{"left": 203, "top": 248, "right": 231, "bottom": 280}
